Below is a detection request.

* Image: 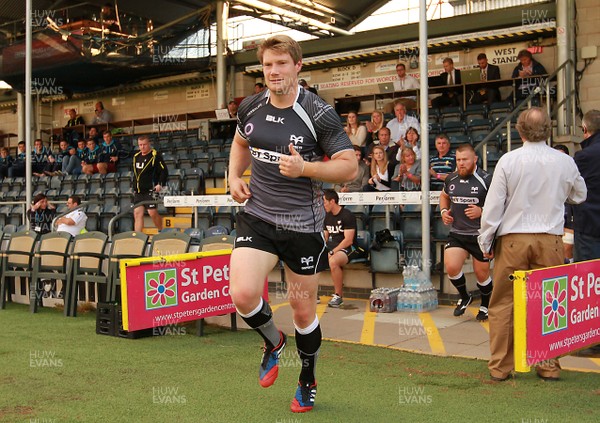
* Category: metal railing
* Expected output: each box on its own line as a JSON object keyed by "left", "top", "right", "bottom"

{"left": 474, "top": 59, "right": 576, "bottom": 169}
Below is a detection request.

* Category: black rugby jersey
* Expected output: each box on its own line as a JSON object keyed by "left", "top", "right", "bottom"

{"left": 236, "top": 87, "right": 353, "bottom": 233}
{"left": 443, "top": 167, "right": 492, "bottom": 235}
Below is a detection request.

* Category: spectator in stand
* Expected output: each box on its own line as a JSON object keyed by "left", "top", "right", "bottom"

{"left": 396, "top": 126, "right": 421, "bottom": 161}
{"left": 66, "top": 108, "right": 84, "bottom": 127}
{"left": 393, "top": 63, "right": 419, "bottom": 110}
{"left": 28, "top": 193, "right": 56, "bottom": 234}
{"left": 92, "top": 101, "right": 112, "bottom": 124}
{"left": 364, "top": 145, "right": 394, "bottom": 192}
{"left": 81, "top": 138, "right": 101, "bottom": 175}
{"left": 375, "top": 127, "right": 400, "bottom": 169}
{"left": 511, "top": 50, "right": 547, "bottom": 100}
{"left": 228, "top": 101, "right": 238, "bottom": 118}
{"left": 323, "top": 189, "right": 359, "bottom": 308}
{"left": 469, "top": 53, "right": 501, "bottom": 105}
{"left": 336, "top": 146, "right": 369, "bottom": 192}
{"left": 0, "top": 147, "right": 13, "bottom": 179}
{"left": 253, "top": 82, "right": 265, "bottom": 94}
{"left": 299, "top": 79, "right": 318, "bottom": 95}
{"left": 97, "top": 131, "right": 120, "bottom": 174}
{"left": 344, "top": 111, "right": 368, "bottom": 149}
{"left": 88, "top": 127, "right": 102, "bottom": 144}
{"left": 64, "top": 139, "right": 87, "bottom": 175}
{"left": 55, "top": 195, "right": 88, "bottom": 237}
{"left": 44, "top": 140, "right": 73, "bottom": 176}
{"left": 32, "top": 139, "right": 51, "bottom": 177}
{"left": 386, "top": 102, "right": 420, "bottom": 145}
{"left": 432, "top": 57, "right": 462, "bottom": 109}
{"left": 392, "top": 148, "right": 421, "bottom": 191}
{"left": 365, "top": 110, "right": 385, "bottom": 147}
{"left": 8, "top": 141, "right": 26, "bottom": 177}
{"left": 429, "top": 134, "right": 456, "bottom": 191}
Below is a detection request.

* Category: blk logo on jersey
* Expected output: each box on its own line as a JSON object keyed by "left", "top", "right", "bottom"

{"left": 236, "top": 236, "right": 252, "bottom": 243}
{"left": 266, "top": 115, "right": 285, "bottom": 124}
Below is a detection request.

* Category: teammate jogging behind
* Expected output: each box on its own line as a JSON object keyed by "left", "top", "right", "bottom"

{"left": 439, "top": 143, "right": 493, "bottom": 321}
{"left": 228, "top": 35, "right": 357, "bottom": 413}
{"left": 133, "top": 135, "right": 168, "bottom": 232}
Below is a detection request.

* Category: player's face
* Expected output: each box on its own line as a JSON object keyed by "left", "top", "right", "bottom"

{"left": 478, "top": 58, "right": 488, "bottom": 69}
{"left": 456, "top": 150, "right": 477, "bottom": 177}
{"left": 262, "top": 49, "right": 302, "bottom": 96}
{"left": 103, "top": 132, "right": 112, "bottom": 144}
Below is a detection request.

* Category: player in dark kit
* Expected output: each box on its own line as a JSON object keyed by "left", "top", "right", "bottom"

{"left": 133, "top": 135, "right": 168, "bottom": 232}
{"left": 228, "top": 35, "right": 357, "bottom": 413}
{"left": 439, "top": 143, "right": 493, "bottom": 321}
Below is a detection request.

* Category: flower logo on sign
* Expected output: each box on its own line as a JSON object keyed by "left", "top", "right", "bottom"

{"left": 541, "top": 277, "right": 568, "bottom": 335}
{"left": 145, "top": 269, "right": 178, "bottom": 310}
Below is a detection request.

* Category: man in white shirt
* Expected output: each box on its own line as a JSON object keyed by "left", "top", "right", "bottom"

{"left": 56, "top": 195, "right": 88, "bottom": 237}
{"left": 386, "top": 102, "right": 420, "bottom": 146}
{"left": 393, "top": 63, "right": 419, "bottom": 110}
{"left": 478, "top": 107, "right": 587, "bottom": 382}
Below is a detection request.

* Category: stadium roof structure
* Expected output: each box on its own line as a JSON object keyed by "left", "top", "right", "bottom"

{"left": 0, "top": 0, "right": 556, "bottom": 94}
{"left": 0, "top": 0, "right": 389, "bottom": 93}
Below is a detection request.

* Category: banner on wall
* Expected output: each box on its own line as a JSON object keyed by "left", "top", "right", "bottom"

{"left": 120, "top": 250, "right": 268, "bottom": 332}
{"left": 513, "top": 259, "right": 600, "bottom": 372}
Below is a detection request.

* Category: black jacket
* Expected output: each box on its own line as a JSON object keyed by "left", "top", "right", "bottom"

{"left": 574, "top": 130, "right": 600, "bottom": 236}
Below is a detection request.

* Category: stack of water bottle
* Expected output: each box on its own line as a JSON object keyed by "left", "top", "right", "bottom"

{"left": 369, "top": 287, "right": 401, "bottom": 313}
{"left": 397, "top": 265, "right": 438, "bottom": 312}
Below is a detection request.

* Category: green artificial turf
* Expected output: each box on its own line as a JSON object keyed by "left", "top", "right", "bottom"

{"left": 0, "top": 302, "right": 598, "bottom": 423}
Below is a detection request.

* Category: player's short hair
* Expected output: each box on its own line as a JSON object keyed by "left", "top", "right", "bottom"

{"left": 456, "top": 143, "right": 476, "bottom": 154}
{"left": 323, "top": 189, "right": 339, "bottom": 204}
{"left": 69, "top": 195, "right": 82, "bottom": 205}
{"left": 257, "top": 35, "right": 302, "bottom": 65}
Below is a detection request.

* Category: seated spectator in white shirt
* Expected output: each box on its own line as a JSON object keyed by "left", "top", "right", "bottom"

{"left": 55, "top": 195, "right": 88, "bottom": 237}
{"left": 386, "top": 102, "right": 420, "bottom": 145}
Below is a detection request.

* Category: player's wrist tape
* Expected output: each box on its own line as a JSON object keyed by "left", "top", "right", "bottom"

{"left": 440, "top": 208, "right": 449, "bottom": 216}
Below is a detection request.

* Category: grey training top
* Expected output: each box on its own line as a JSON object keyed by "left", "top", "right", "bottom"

{"left": 237, "top": 86, "right": 353, "bottom": 233}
